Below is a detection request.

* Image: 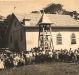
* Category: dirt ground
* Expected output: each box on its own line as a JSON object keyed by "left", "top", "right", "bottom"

{"left": 0, "top": 62, "right": 79, "bottom": 75}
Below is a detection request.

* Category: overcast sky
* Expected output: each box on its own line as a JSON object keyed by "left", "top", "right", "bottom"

{"left": 0, "top": 0, "right": 79, "bottom": 17}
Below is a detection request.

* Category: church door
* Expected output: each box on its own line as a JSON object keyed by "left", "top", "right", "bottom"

{"left": 14, "top": 39, "right": 19, "bottom": 52}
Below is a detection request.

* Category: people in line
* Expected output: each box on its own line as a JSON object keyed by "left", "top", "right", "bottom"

{"left": 0, "top": 48, "right": 79, "bottom": 70}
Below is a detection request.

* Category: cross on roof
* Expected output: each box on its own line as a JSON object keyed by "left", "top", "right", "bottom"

{"left": 14, "top": 6, "right": 16, "bottom": 12}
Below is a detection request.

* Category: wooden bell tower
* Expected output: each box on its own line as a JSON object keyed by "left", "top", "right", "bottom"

{"left": 38, "top": 13, "right": 54, "bottom": 53}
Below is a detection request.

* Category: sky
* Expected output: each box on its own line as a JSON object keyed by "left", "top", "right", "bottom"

{"left": 0, "top": 0, "right": 79, "bottom": 17}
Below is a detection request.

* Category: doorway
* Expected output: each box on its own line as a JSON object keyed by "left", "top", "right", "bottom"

{"left": 14, "top": 39, "right": 19, "bottom": 52}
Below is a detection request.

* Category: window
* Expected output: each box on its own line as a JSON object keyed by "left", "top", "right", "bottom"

{"left": 57, "top": 33, "right": 62, "bottom": 45}
{"left": 14, "top": 21, "right": 17, "bottom": 27}
{"left": 10, "top": 35, "right": 12, "bottom": 43}
{"left": 71, "top": 33, "right": 76, "bottom": 44}
{"left": 20, "top": 30, "right": 23, "bottom": 41}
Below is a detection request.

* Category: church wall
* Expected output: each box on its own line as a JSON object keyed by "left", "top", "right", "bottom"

{"left": 25, "top": 27, "right": 79, "bottom": 51}
{"left": 51, "top": 32, "right": 79, "bottom": 51}
{"left": 8, "top": 17, "right": 26, "bottom": 52}
{"left": 25, "top": 32, "right": 39, "bottom": 51}
{"left": 25, "top": 27, "right": 39, "bottom": 51}
{"left": 51, "top": 27, "right": 79, "bottom": 51}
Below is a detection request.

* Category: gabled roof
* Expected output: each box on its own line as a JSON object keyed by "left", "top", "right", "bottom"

{"left": 14, "top": 13, "right": 79, "bottom": 27}
{"left": 15, "top": 13, "right": 41, "bottom": 26}
{"left": 38, "top": 13, "right": 52, "bottom": 24}
{"left": 6, "top": 13, "right": 23, "bottom": 34}
{"left": 24, "top": 15, "right": 31, "bottom": 20}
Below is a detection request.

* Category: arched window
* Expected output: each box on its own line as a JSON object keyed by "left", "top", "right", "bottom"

{"left": 71, "top": 33, "right": 76, "bottom": 44}
{"left": 10, "top": 34, "right": 12, "bottom": 43}
{"left": 20, "top": 30, "right": 23, "bottom": 41}
{"left": 57, "top": 33, "right": 62, "bottom": 45}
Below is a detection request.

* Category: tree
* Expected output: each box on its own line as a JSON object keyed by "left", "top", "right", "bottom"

{"left": 0, "top": 15, "right": 6, "bottom": 48}
{"left": 43, "top": 3, "right": 63, "bottom": 14}
{"left": 3, "top": 14, "right": 12, "bottom": 47}
{"left": 40, "top": 3, "right": 79, "bottom": 20}
{"left": 0, "top": 14, "right": 12, "bottom": 48}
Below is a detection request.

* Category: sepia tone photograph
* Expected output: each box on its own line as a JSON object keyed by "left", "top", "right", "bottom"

{"left": 0, "top": 0, "right": 79, "bottom": 75}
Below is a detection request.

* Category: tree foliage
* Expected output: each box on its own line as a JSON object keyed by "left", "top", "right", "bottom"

{"left": 44, "top": 3, "right": 63, "bottom": 14}
{"left": 0, "top": 14, "right": 11, "bottom": 47}
{"left": 40, "top": 3, "right": 77, "bottom": 16}
{"left": 40, "top": 3, "right": 79, "bottom": 20}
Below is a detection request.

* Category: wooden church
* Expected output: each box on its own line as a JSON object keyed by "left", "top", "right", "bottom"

{"left": 7, "top": 12, "right": 79, "bottom": 52}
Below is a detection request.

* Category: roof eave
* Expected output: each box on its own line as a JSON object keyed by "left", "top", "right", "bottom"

{"left": 23, "top": 25, "right": 39, "bottom": 28}
{"left": 38, "top": 23, "right": 53, "bottom": 25}
{"left": 23, "top": 25, "right": 79, "bottom": 28}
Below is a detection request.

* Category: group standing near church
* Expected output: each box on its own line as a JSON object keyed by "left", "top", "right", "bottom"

{"left": 0, "top": 48, "right": 79, "bottom": 70}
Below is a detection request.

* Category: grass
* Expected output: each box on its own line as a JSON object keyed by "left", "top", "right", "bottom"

{"left": 0, "top": 62, "right": 79, "bottom": 75}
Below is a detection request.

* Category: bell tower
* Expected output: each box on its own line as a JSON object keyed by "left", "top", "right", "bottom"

{"left": 38, "top": 13, "right": 54, "bottom": 53}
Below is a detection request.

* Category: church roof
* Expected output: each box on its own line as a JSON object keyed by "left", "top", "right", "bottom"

{"left": 24, "top": 14, "right": 31, "bottom": 20}
{"left": 38, "top": 13, "right": 52, "bottom": 24}
{"left": 14, "top": 13, "right": 79, "bottom": 27}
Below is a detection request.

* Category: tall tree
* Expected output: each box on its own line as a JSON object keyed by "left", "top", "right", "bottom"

{"left": 43, "top": 3, "right": 63, "bottom": 14}
{"left": 0, "top": 14, "right": 12, "bottom": 48}
{"left": 0, "top": 15, "right": 6, "bottom": 48}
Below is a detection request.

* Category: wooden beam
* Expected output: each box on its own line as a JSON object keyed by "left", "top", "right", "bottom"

{"left": 43, "top": 26, "right": 45, "bottom": 51}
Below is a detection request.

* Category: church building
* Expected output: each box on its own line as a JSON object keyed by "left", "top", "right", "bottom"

{"left": 7, "top": 12, "right": 79, "bottom": 52}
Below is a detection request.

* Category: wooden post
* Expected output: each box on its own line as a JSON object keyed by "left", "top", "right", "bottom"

{"left": 50, "top": 25, "right": 51, "bottom": 34}
{"left": 43, "top": 26, "right": 45, "bottom": 51}
{"left": 50, "top": 25, "right": 52, "bottom": 51}
{"left": 38, "top": 25, "right": 40, "bottom": 48}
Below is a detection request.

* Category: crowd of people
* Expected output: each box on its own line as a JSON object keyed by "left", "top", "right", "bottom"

{"left": 0, "top": 51, "right": 34, "bottom": 70}
{"left": 0, "top": 48, "right": 79, "bottom": 70}
{"left": 53, "top": 48, "right": 79, "bottom": 63}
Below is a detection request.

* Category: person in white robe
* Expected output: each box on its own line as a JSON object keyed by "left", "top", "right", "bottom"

{"left": 0, "top": 59, "right": 4, "bottom": 70}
